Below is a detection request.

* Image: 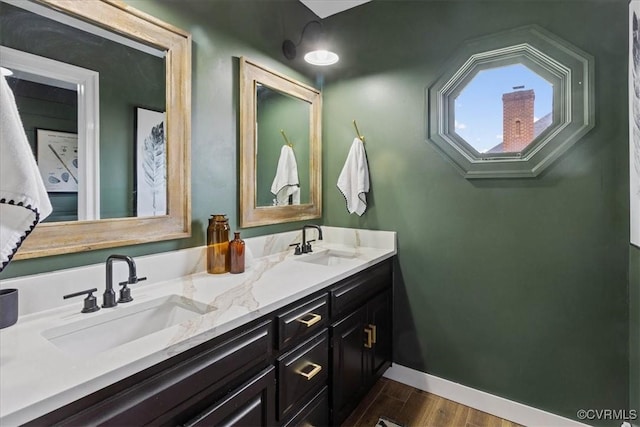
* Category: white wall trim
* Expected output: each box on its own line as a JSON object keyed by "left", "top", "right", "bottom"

{"left": 384, "top": 364, "right": 591, "bottom": 427}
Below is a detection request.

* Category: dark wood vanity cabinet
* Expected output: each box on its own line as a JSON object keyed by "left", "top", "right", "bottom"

{"left": 25, "top": 259, "right": 393, "bottom": 427}
{"left": 329, "top": 261, "right": 393, "bottom": 426}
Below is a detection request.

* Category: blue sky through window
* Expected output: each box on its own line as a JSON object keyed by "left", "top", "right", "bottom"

{"left": 454, "top": 63, "right": 553, "bottom": 153}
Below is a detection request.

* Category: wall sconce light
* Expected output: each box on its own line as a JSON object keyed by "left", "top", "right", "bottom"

{"left": 282, "top": 20, "right": 339, "bottom": 66}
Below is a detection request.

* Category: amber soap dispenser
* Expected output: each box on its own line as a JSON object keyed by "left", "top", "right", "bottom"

{"left": 229, "top": 232, "right": 245, "bottom": 274}
{"left": 207, "top": 214, "right": 230, "bottom": 274}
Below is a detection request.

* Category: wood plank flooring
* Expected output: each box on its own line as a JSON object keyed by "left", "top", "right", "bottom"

{"left": 342, "top": 378, "right": 522, "bottom": 427}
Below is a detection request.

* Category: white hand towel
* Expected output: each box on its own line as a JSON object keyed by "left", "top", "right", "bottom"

{"left": 337, "top": 137, "right": 369, "bottom": 216}
{"left": 0, "top": 75, "right": 52, "bottom": 271}
{"left": 270, "top": 145, "right": 300, "bottom": 205}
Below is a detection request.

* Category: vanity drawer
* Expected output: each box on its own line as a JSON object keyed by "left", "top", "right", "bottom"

{"left": 182, "top": 366, "right": 276, "bottom": 427}
{"left": 43, "top": 321, "right": 273, "bottom": 426}
{"left": 277, "top": 330, "right": 329, "bottom": 420}
{"left": 330, "top": 260, "right": 392, "bottom": 318}
{"left": 282, "top": 386, "right": 329, "bottom": 427}
{"left": 277, "top": 294, "right": 328, "bottom": 350}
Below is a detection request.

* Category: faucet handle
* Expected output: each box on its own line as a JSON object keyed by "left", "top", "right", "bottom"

{"left": 289, "top": 243, "right": 302, "bottom": 255}
{"left": 117, "top": 281, "right": 133, "bottom": 303}
{"left": 117, "top": 276, "right": 146, "bottom": 304}
{"left": 63, "top": 288, "right": 100, "bottom": 313}
{"left": 304, "top": 240, "right": 316, "bottom": 253}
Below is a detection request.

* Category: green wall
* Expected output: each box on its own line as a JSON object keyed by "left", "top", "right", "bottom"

{"left": 0, "top": 0, "right": 318, "bottom": 279}
{"left": 320, "top": 0, "right": 629, "bottom": 424}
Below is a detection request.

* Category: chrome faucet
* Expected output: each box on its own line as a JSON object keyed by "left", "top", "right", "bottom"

{"left": 103, "top": 254, "right": 146, "bottom": 308}
{"left": 300, "top": 225, "right": 323, "bottom": 254}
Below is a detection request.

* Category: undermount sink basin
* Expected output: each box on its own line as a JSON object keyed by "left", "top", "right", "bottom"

{"left": 43, "top": 295, "right": 209, "bottom": 357}
{"left": 295, "top": 249, "right": 359, "bottom": 266}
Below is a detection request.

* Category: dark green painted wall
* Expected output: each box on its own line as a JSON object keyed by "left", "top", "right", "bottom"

{"left": 320, "top": 0, "right": 629, "bottom": 424}
{"left": 0, "top": 0, "right": 318, "bottom": 279}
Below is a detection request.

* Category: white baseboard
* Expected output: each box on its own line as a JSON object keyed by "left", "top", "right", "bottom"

{"left": 383, "top": 364, "right": 591, "bottom": 427}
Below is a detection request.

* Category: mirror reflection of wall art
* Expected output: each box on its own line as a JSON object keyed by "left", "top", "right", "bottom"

{"left": 631, "top": 1, "right": 640, "bottom": 247}
{"left": 135, "top": 107, "right": 166, "bottom": 217}
{"left": 36, "top": 129, "right": 78, "bottom": 192}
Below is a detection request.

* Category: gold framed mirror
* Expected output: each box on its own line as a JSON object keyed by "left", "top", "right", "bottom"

{"left": 11, "top": 0, "right": 191, "bottom": 259}
{"left": 239, "top": 57, "right": 321, "bottom": 227}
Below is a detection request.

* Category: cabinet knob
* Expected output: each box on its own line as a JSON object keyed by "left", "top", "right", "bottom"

{"left": 296, "top": 313, "right": 322, "bottom": 328}
{"left": 296, "top": 362, "right": 322, "bottom": 380}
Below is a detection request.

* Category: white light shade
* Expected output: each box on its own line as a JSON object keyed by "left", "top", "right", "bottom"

{"left": 0, "top": 67, "right": 13, "bottom": 76}
{"left": 304, "top": 49, "right": 339, "bottom": 66}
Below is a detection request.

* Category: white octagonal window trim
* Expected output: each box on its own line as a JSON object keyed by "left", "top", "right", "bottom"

{"left": 428, "top": 25, "right": 594, "bottom": 179}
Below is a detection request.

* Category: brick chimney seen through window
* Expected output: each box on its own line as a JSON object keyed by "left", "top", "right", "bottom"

{"left": 502, "top": 89, "right": 535, "bottom": 152}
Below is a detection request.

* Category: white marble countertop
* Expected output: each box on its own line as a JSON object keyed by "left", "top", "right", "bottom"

{"left": 0, "top": 227, "right": 396, "bottom": 426}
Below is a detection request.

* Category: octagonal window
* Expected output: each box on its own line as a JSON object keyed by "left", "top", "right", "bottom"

{"left": 428, "top": 25, "right": 594, "bottom": 178}
{"left": 454, "top": 63, "right": 553, "bottom": 154}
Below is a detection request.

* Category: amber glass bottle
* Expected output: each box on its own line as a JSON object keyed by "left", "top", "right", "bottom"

{"left": 229, "top": 232, "right": 245, "bottom": 274}
{"left": 207, "top": 214, "right": 230, "bottom": 274}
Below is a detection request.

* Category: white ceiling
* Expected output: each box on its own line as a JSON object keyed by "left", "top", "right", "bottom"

{"left": 299, "top": 0, "right": 371, "bottom": 19}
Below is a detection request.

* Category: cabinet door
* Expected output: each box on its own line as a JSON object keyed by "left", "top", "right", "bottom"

{"left": 182, "top": 366, "right": 276, "bottom": 427}
{"left": 330, "top": 305, "right": 367, "bottom": 426}
{"left": 366, "top": 290, "right": 392, "bottom": 383}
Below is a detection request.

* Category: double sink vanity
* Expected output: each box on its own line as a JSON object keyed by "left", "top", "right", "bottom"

{"left": 1, "top": 3, "right": 396, "bottom": 425}
{"left": 0, "top": 226, "right": 396, "bottom": 426}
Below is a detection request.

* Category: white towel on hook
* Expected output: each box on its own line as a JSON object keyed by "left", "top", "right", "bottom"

{"left": 270, "top": 145, "right": 300, "bottom": 205}
{"left": 0, "top": 74, "right": 52, "bottom": 271}
{"left": 337, "top": 137, "right": 369, "bottom": 216}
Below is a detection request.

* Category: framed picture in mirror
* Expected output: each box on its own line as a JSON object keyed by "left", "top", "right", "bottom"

{"left": 134, "top": 107, "right": 166, "bottom": 217}
{"left": 36, "top": 129, "right": 78, "bottom": 193}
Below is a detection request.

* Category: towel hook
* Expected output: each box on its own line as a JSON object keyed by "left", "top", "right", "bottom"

{"left": 352, "top": 120, "right": 365, "bottom": 143}
{"left": 280, "top": 129, "right": 293, "bottom": 147}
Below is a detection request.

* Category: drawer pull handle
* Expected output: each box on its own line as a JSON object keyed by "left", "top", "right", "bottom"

{"left": 364, "top": 327, "right": 373, "bottom": 348}
{"left": 369, "top": 324, "right": 377, "bottom": 344}
{"left": 296, "top": 313, "right": 322, "bottom": 328}
{"left": 297, "top": 362, "right": 322, "bottom": 380}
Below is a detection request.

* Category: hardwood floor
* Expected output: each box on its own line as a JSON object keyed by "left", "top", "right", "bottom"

{"left": 342, "top": 378, "right": 522, "bottom": 427}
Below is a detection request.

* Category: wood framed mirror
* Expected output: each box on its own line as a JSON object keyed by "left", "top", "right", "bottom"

{"left": 239, "top": 57, "right": 321, "bottom": 227}
{"left": 6, "top": 0, "right": 191, "bottom": 259}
